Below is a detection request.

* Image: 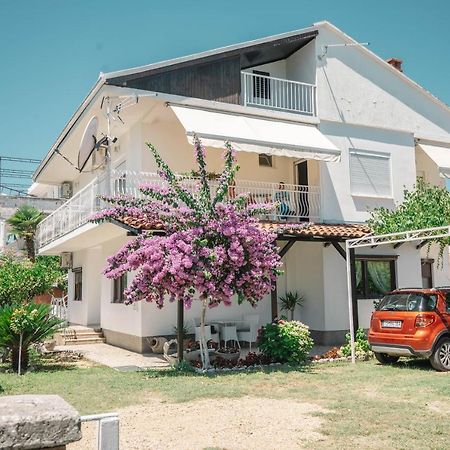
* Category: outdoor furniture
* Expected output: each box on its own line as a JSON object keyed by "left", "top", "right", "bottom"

{"left": 220, "top": 325, "right": 241, "bottom": 349}
{"left": 194, "top": 325, "right": 219, "bottom": 344}
{"left": 237, "top": 315, "right": 260, "bottom": 351}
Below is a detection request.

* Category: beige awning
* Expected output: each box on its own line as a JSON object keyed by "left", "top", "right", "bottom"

{"left": 418, "top": 143, "right": 450, "bottom": 178}
{"left": 170, "top": 105, "right": 341, "bottom": 162}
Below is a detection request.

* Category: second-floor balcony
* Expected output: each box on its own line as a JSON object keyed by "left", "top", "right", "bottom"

{"left": 241, "top": 71, "right": 317, "bottom": 116}
{"left": 36, "top": 170, "right": 321, "bottom": 251}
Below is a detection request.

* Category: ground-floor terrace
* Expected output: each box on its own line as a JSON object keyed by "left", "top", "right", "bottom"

{"left": 41, "top": 219, "right": 450, "bottom": 353}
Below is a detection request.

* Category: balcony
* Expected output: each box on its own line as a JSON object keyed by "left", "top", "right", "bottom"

{"left": 241, "top": 71, "right": 317, "bottom": 116}
{"left": 36, "top": 171, "right": 321, "bottom": 251}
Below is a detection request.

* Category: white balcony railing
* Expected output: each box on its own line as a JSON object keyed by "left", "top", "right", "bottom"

{"left": 36, "top": 171, "right": 321, "bottom": 250}
{"left": 241, "top": 71, "right": 317, "bottom": 116}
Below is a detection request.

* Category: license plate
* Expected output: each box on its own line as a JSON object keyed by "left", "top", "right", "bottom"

{"left": 381, "top": 320, "right": 402, "bottom": 329}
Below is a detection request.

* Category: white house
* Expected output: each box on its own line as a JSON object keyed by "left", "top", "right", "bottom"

{"left": 32, "top": 21, "right": 450, "bottom": 352}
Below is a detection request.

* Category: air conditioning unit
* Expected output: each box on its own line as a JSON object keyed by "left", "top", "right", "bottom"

{"left": 60, "top": 252, "right": 73, "bottom": 269}
{"left": 92, "top": 147, "right": 107, "bottom": 170}
{"left": 60, "top": 181, "right": 73, "bottom": 199}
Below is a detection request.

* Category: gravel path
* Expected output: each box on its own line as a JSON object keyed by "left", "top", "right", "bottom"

{"left": 69, "top": 396, "right": 327, "bottom": 449}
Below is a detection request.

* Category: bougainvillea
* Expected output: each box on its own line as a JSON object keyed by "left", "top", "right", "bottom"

{"left": 91, "top": 136, "right": 282, "bottom": 367}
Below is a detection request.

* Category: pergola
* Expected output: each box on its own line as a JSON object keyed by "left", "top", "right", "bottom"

{"left": 345, "top": 225, "right": 450, "bottom": 363}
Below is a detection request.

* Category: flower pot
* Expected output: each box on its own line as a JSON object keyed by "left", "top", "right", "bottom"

{"left": 216, "top": 350, "right": 240, "bottom": 362}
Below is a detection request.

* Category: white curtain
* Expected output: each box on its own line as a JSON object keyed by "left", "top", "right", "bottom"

{"left": 367, "top": 261, "right": 391, "bottom": 294}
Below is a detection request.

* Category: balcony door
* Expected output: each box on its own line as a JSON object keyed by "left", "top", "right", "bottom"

{"left": 296, "top": 160, "right": 309, "bottom": 221}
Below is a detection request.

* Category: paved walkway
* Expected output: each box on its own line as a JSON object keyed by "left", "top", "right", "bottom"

{"left": 57, "top": 342, "right": 333, "bottom": 370}
{"left": 56, "top": 343, "right": 169, "bottom": 371}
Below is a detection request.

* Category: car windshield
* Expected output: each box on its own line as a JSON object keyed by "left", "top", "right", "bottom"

{"left": 377, "top": 293, "right": 437, "bottom": 312}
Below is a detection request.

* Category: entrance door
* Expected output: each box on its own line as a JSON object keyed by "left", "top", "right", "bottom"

{"left": 297, "top": 161, "right": 309, "bottom": 220}
{"left": 421, "top": 259, "right": 433, "bottom": 288}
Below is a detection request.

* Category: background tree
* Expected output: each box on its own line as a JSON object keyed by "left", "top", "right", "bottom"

{"left": 368, "top": 179, "right": 450, "bottom": 262}
{"left": 6, "top": 205, "right": 45, "bottom": 260}
{"left": 92, "top": 136, "right": 282, "bottom": 368}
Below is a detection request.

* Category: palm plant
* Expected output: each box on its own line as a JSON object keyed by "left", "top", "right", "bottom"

{"left": 279, "top": 291, "right": 304, "bottom": 321}
{"left": 0, "top": 303, "right": 64, "bottom": 373}
{"left": 6, "top": 205, "right": 45, "bottom": 261}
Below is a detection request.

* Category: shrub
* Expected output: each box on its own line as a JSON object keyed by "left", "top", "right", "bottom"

{"left": 258, "top": 320, "right": 313, "bottom": 364}
{"left": 0, "top": 254, "right": 67, "bottom": 306}
{"left": 0, "top": 303, "right": 64, "bottom": 373}
{"left": 340, "top": 328, "right": 371, "bottom": 358}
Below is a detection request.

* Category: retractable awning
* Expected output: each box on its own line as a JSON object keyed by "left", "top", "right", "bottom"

{"left": 169, "top": 105, "right": 341, "bottom": 162}
{"left": 417, "top": 143, "right": 450, "bottom": 178}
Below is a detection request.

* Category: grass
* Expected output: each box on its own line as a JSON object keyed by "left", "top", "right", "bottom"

{"left": 1, "top": 357, "right": 449, "bottom": 449}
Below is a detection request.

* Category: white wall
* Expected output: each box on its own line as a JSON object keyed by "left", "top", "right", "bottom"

{"left": 319, "top": 121, "right": 416, "bottom": 222}
{"left": 286, "top": 40, "right": 317, "bottom": 85}
{"left": 315, "top": 24, "right": 450, "bottom": 138}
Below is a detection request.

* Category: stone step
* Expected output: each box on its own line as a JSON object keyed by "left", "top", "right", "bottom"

{"left": 62, "top": 337, "right": 106, "bottom": 345}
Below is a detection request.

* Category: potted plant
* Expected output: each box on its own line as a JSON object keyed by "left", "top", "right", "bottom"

{"left": 279, "top": 291, "right": 304, "bottom": 321}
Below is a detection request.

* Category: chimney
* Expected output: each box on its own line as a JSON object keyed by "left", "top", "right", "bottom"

{"left": 386, "top": 57, "right": 403, "bottom": 72}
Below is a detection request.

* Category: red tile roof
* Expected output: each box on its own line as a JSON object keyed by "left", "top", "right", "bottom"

{"left": 112, "top": 216, "right": 371, "bottom": 241}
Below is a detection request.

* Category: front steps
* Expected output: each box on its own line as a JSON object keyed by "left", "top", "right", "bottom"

{"left": 56, "top": 325, "right": 106, "bottom": 345}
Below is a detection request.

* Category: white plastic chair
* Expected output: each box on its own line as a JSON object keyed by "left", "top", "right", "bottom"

{"left": 221, "top": 325, "right": 241, "bottom": 349}
{"left": 195, "top": 325, "right": 212, "bottom": 343}
{"left": 237, "top": 315, "right": 259, "bottom": 351}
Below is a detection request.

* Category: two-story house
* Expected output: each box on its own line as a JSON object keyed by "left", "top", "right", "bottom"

{"left": 32, "top": 21, "right": 450, "bottom": 352}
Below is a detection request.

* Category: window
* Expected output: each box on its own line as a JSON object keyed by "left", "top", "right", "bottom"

{"left": 73, "top": 268, "right": 82, "bottom": 301}
{"left": 349, "top": 150, "right": 392, "bottom": 197}
{"left": 258, "top": 154, "right": 273, "bottom": 167}
{"left": 252, "top": 70, "right": 271, "bottom": 99}
{"left": 355, "top": 257, "right": 396, "bottom": 299}
{"left": 445, "top": 293, "right": 450, "bottom": 313}
{"left": 114, "top": 161, "right": 127, "bottom": 195}
{"left": 112, "top": 273, "right": 127, "bottom": 303}
{"left": 377, "top": 293, "right": 437, "bottom": 312}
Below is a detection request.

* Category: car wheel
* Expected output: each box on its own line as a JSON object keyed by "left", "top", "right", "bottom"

{"left": 430, "top": 338, "right": 450, "bottom": 371}
{"left": 374, "top": 352, "right": 400, "bottom": 364}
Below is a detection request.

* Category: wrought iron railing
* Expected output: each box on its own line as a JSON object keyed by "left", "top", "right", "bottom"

{"left": 241, "top": 71, "right": 317, "bottom": 116}
{"left": 36, "top": 171, "right": 321, "bottom": 250}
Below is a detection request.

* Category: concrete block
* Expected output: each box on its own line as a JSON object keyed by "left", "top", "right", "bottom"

{"left": 0, "top": 395, "right": 81, "bottom": 449}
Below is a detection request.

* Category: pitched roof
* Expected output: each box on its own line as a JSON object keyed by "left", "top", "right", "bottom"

{"left": 111, "top": 216, "right": 371, "bottom": 241}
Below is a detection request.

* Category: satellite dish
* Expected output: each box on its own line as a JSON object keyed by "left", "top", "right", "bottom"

{"left": 78, "top": 116, "right": 98, "bottom": 171}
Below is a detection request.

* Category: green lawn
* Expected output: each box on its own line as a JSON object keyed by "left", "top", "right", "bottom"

{"left": 1, "top": 358, "right": 449, "bottom": 449}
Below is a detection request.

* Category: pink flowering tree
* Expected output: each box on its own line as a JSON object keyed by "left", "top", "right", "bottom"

{"left": 92, "top": 136, "right": 282, "bottom": 368}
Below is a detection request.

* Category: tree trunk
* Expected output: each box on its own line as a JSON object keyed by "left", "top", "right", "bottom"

{"left": 12, "top": 346, "right": 29, "bottom": 374}
{"left": 25, "top": 237, "right": 35, "bottom": 261}
{"left": 199, "top": 297, "right": 210, "bottom": 369}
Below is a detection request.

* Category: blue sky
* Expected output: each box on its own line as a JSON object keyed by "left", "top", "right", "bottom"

{"left": 0, "top": 0, "right": 449, "bottom": 173}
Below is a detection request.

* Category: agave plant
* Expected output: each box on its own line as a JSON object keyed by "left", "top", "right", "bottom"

{"left": 279, "top": 291, "right": 304, "bottom": 321}
{"left": 0, "top": 303, "right": 64, "bottom": 373}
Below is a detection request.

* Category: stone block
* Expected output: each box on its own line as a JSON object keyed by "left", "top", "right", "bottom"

{"left": 0, "top": 395, "right": 81, "bottom": 449}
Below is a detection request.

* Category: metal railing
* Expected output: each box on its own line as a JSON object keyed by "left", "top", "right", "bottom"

{"left": 36, "top": 171, "right": 321, "bottom": 250}
{"left": 241, "top": 71, "right": 317, "bottom": 116}
{"left": 80, "top": 412, "right": 119, "bottom": 450}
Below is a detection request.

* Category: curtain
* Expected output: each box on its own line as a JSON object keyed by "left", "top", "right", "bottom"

{"left": 367, "top": 261, "right": 391, "bottom": 295}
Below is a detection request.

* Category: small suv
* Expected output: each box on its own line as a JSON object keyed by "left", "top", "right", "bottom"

{"left": 368, "top": 288, "right": 450, "bottom": 371}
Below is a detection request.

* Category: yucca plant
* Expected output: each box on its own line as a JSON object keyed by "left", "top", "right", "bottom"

{"left": 0, "top": 303, "right": 64, "bottom": 373}
{"left": 279, "top": 291, "right": 304, "bottom": 321}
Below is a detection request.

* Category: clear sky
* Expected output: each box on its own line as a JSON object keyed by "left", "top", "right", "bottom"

{"left": 0, "top": 0, "right": 449, "bottom": 167}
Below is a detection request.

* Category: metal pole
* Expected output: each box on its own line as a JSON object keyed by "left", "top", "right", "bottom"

{"left": 105, "top": 97, "right": 112, "bottom": 196}
{"left": 345, "top": 242, "right": 356, "bottom": 363}
{"left": 177, "top": 299, "right": 184, "bottom": 363}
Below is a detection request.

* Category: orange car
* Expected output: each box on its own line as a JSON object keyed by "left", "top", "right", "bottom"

{"left": 368, "top": 288, "right": 450, "bottom": 371}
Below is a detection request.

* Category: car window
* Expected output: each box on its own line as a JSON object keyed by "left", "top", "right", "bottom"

{"left": 377, "top": 293, "right": 437, "bottom": 312}
{"left": 446, "top": 293, "right": 450, "bottom": 313}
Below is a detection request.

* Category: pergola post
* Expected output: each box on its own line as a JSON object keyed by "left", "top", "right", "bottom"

{"left": 349, "top": 248, "right": 359, "bottom": 333}
{"left": 271, "top": 281, "right": 278, "bottom": 321}
{"left": 345, "top": 242, "right": 357, "bottom": 364}
{"left": 177, "top": 299, "right": 184, "bottom": 363}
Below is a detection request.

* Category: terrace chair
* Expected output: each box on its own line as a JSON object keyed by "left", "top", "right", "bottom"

{"left": 194, "top": 324, "right": 220, "bottom": 344}
{"left": 221, "top": 325, "right": 241, "bottom": 349}
{"left": 237, "top": 315, "right": 259, "bottom": 351}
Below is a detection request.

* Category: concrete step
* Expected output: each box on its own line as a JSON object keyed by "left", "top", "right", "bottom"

{"left": 63, "top": 337, "right": 106, "bottom": 345}
{"left": 56, "top": 327, "right": 105, "bottom": 345}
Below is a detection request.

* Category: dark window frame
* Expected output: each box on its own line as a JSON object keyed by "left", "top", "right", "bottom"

{"left": 252, "top": 70, "right": 271, "bottom": 100}
{"left": 355, "top": 256, "right": 397, "bottom": 299}
{"left": 421, "top": 259, "right": 434, "bottom": 289}
{"left": 73, "top": 268, "right": 82, "bottom": 302}
{"left": 258, "top": 154, "right": 273, "bottom": 167}
{"left": 112, "top": 273, "right": 127, "bottom": 304}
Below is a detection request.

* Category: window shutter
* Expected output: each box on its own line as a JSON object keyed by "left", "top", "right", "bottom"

{"left": 349, "top": 151, "right": 391, "bottom": 197}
